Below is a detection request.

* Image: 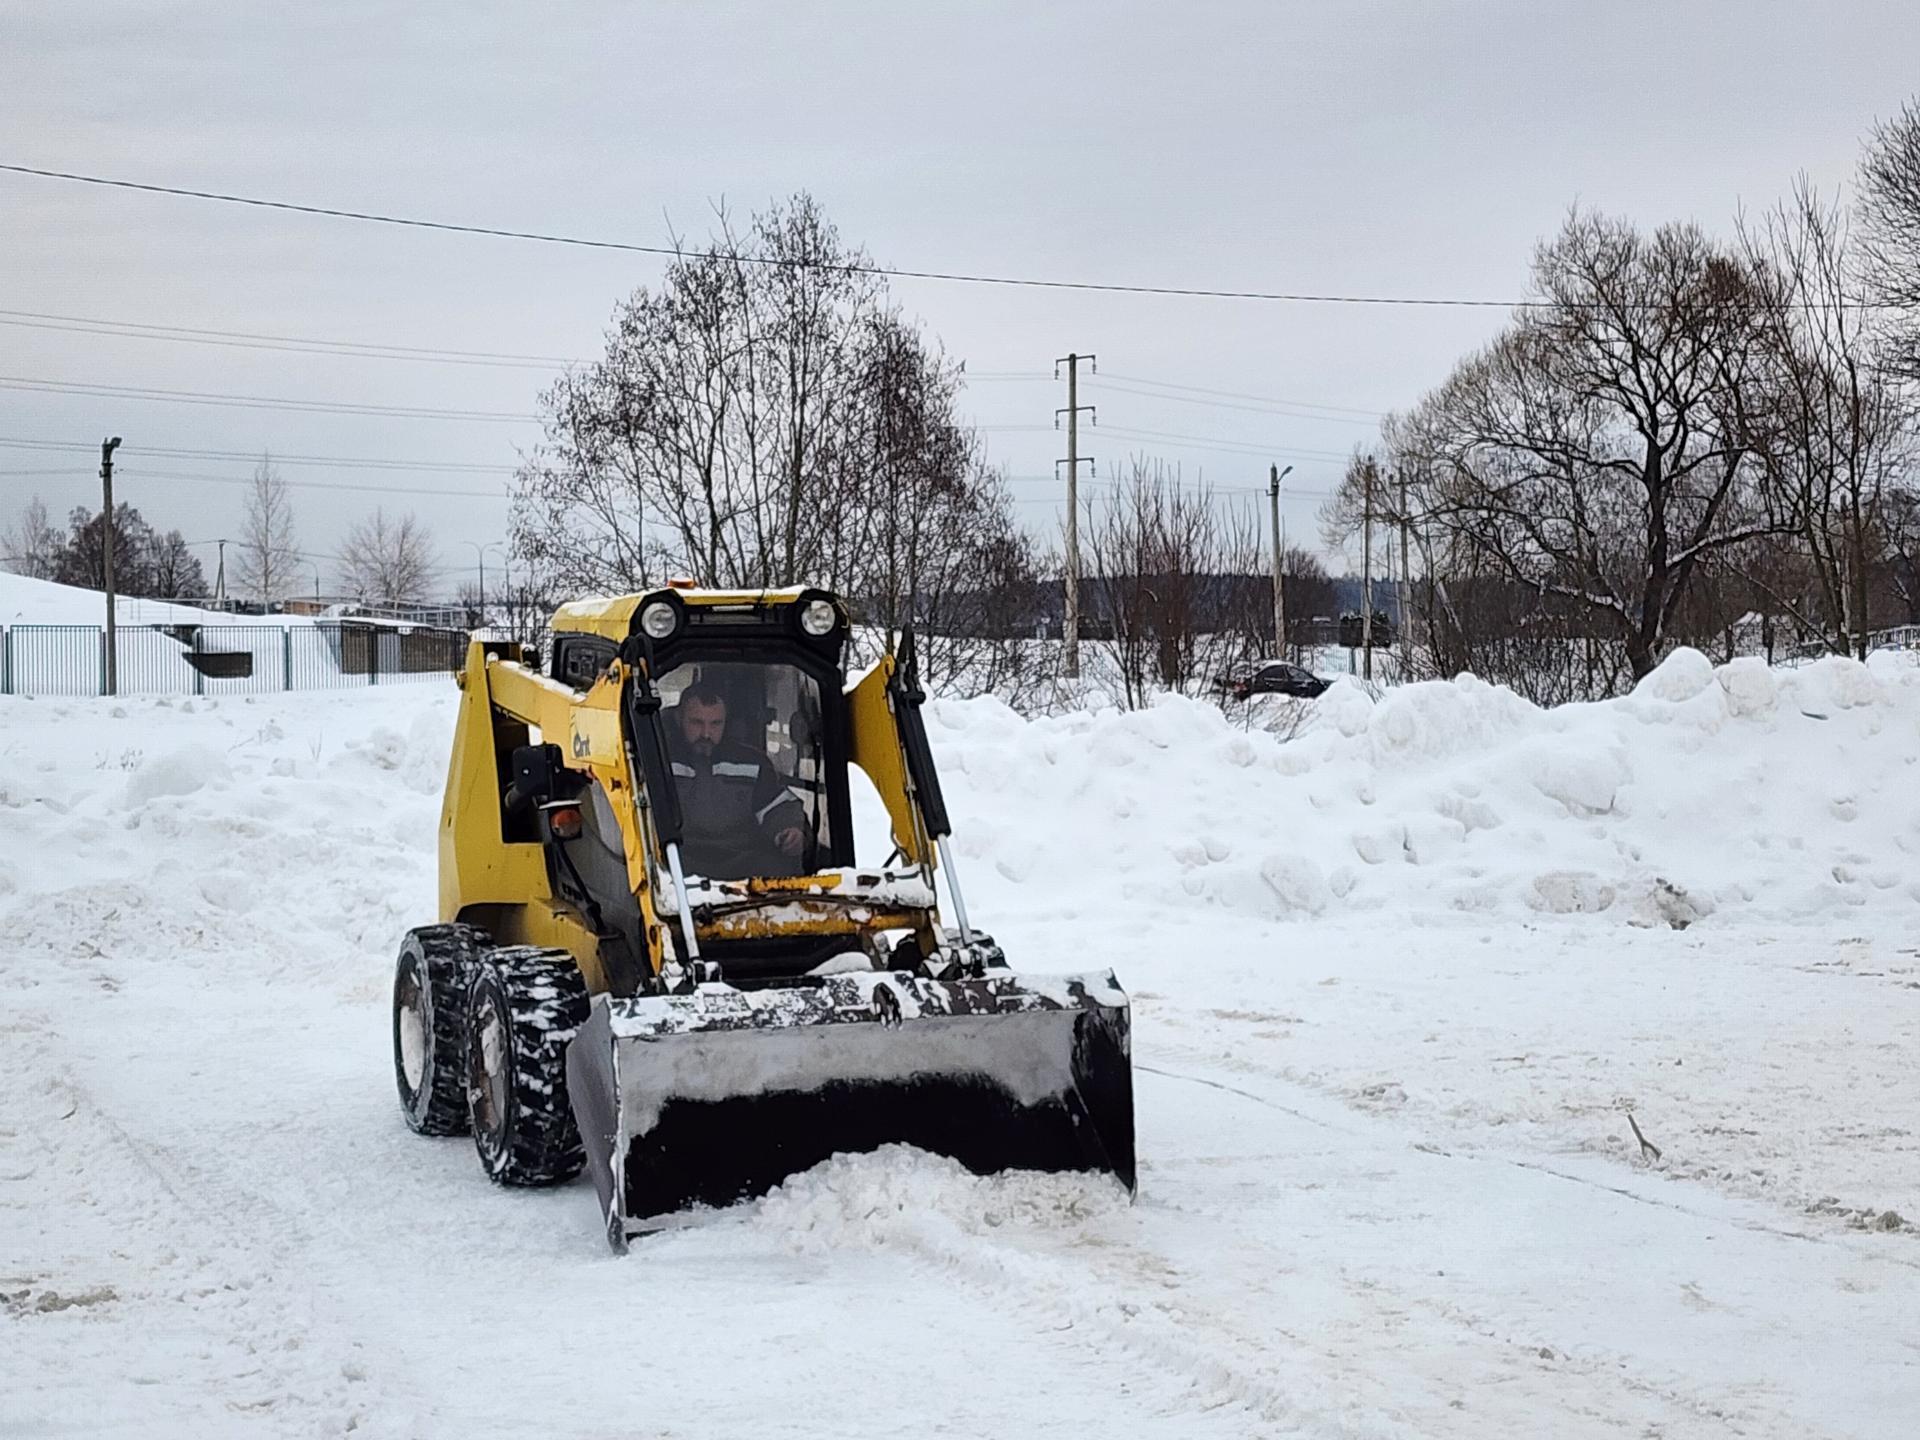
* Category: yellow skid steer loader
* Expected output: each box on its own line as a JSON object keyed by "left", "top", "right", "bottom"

{"left": 392, "top": 585, "right": 1134, "bottom": 1248}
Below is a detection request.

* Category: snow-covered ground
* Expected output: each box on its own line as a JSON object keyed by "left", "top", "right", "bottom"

{"left": 4, "top": 652, "right": 1918, "bottom": 1438}
{"left": 0, "top": 571, "right": 316, "bottom": 630}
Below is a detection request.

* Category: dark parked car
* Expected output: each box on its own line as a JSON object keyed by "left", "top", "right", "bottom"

{"left": 1216, "top": 660, "right": 1331, "bottom": 701}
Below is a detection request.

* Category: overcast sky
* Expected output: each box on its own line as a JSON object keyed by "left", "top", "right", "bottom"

{"left": 4, "top": 1, "right": 1917, "bottom": 593}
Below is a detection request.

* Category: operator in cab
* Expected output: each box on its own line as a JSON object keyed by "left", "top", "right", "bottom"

{"left": 667, "top": 683, "right": 811, "bottom": 879}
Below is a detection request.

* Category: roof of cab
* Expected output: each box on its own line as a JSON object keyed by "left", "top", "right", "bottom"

{"left": 548, "top": 585, "right": 816, "bottom": 640}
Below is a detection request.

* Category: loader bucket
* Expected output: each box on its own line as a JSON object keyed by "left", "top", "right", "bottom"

{"left": 565, "top": 969, "right": 1134, "bottom": 1250}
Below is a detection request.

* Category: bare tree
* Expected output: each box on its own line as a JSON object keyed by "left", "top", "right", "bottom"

{"left": 510, "top": 193, "right": 1038, "bottom": 693}
{"left": 1344, "top": 212, "right": 1778, "bottom": 688}
{"left": 45, "top": 502, "right": 206, "bottom": 600}
{"left": 146, "top": 529, "right": 207, "bottom": 599}
{"left": 1740, "top": 180, "right": 1915, "bottom": 656}
{"left": 237, "top": 455, "right": 300, "bottom": 603}
{"left": 1882, "top": 487, "right": 1920, "bottom": 624}
{"left": 340, "top": 508, "right": 437, "bottom": 608}
{"left": 1860, "top": 96, "right": 1920, "bottom": 383}
{"left": 54, "top": 503, "right": 156, "bottom": 594}
{"left": 1, "top": 495, "right": 62, "bottom": 579}
{"left": 512, "top": 196, "right": 892, "bottom": 594}
{"left": 1080, "top": 457, "right": 1264, "bottom": 709}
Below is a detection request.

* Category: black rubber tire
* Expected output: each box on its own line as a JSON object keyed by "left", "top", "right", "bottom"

{"left": 392, "top": 924, "right": 487, "bottom": 1136}
{"left": 465, "top": 947, "right": 591, "bottom": 1187}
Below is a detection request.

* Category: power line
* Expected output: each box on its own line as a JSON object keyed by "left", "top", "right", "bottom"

{"left": 0, "top": 375, "right": 541, "bottom": 422}
{"left": 1002, "top": 474, "right": 1336, "bottom": 500}
{"left": 175, "top": 536, "right": 464, "bottom": 575}
{"left": 1091, "top": 378, "right": 1378, "bottom": 424}
{"left": 0, "top": 161, "right": 1530, "bottom": 308}
{"left": 0, "top": 436, "right": 514, "bottom": 474}
{"left": 117, "top": 465, "right": 507, "bottom": 501}
{"left": 1098, "top": 424, "right": 1354, "bottom": 462}
{"left": 1091, "top": 374, "right": 1387, "bottom": 423}
{"left": 1, "top": 378, "right": 1065, "bottom": 434}
{"left": 0, "top": 307, "right": 1072, "bottom": 382}
{"left": 0, "top": 308, "right": 577, "bottom": 369}
{"left": 1102, "top": 371, "right": 1387, "bottom": 417}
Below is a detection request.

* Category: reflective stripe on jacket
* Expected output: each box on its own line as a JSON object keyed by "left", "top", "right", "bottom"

{"left": 667, "top": 740, "right": 806, "bottom": 873}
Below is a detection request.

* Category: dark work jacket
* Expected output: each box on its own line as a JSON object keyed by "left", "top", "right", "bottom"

{"left": 668, "top": 738, "right": 808, "bottom": 879}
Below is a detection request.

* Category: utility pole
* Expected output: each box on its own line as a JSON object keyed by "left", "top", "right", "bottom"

{"left": 462, "top": 541, "right": 503, "bottom": 628}
{"left": 1398, "top": 469, "right": 1413, "bottom": 678}
{"left": 1361, "top": 460, "right": 1374, "bottom": 682}
{"left": 100, "top": 436, "right": 122, "bottom": 696}
{"left": 1055, "top": 352, "right": 1096, "bottom": 679}
{"left": 1269, "top": 463, "right": 1292, "bottom": 660}
{"left": 1382, "top": 497, "right": 1395, "bottom": 672}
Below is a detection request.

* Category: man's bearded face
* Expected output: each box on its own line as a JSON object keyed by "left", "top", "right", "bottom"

{"left": 680, "top": 697, "right": 726, "bottom": 757}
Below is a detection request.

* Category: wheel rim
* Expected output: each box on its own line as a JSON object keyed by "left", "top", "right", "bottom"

{"left": 470, "top": 992, "right": 510, "bottom": 1144}
{"left": 396, "top": 964, "right": 427, "bottom": 1094}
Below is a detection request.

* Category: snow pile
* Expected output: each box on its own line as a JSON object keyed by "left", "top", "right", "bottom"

{"left": 0, "top": 690, "right": 453, "bottom": 986}
{"left": 0, "top": 569, "right": 313, "bottom": 629}
{"left": 929, "top": 648, "right": 1920, "bottom": 930}
{"left": 740, "top": 1145, "right": 1126, "bottom": 1254}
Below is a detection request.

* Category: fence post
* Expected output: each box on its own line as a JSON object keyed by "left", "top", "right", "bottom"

{"left": 192, "top": 628, "right": 205, "bottom": 697}
{"left": 1, "top": 626, "right": 8, "bottom": 696}
{"left": 98, "top": 627, "right": 108, "bottom": 696}
{"left": 370, "top": 628, "right": 379, "bottom": 686}
{"left": 284, "top": 627, "right": 293, "bottom": 691}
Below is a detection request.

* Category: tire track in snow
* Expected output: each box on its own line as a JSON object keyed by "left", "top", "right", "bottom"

{"left": 1134, "top": 1053, "right": 1885, "bottom": 1439}
{"left": 734, "top": 1168, "right": 1411, "bottom": 1440}
{"left": 1143, "top": 1039, "right": 1920, "bottom": 1267}
{"left": 3, "top": 1023, "right": 398, "bottom": 1439}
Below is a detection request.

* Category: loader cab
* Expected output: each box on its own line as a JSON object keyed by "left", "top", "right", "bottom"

{"left": 615, "top": 586, "right": 856, "bottom": 881}
{"left": 529, "top": 587, "right": 948, "bottom": 990}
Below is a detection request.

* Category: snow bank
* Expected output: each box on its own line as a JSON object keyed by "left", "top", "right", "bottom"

{"left": 0, "top": 690, "right": 452, "bottom": 986}
{"left": 4, "top": 649, "right": 1911, "bottom": 961}
{"left": 0, "top": 569, "right": 312, "bottom": 628}
{"left": 929, "top": 647, "right": 1920, "bottom": 930}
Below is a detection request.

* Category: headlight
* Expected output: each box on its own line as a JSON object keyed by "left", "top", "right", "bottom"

{"left": 800, "top": 598, "right": 837, "bottom": 636}
{"left": 639, "top": 600, "right": 678, "bottom": 640}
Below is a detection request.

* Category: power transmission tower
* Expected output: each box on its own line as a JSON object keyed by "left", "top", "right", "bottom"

{"left": 1054, "top": 352, "right": 1096, "bottom": 679}
{"left": 100, "top": 436, "right": 122, "bottom": 695}
{"left": 214, "top": 538, "right": 228, "bottom": 604}
{"left": 1269, "top": 463, "right": 1292, "bottom": 660}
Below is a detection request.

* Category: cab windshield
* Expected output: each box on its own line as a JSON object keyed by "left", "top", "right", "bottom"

{"left": 656, "top": 659, "right": 830, "bottom": 880}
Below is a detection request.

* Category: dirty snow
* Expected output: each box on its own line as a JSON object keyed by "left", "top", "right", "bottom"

{"left": 3, "top": 648, "right": 1918, "bottom": 1438}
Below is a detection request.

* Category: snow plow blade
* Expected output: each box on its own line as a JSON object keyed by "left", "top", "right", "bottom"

{"left": 566, "top": 969, "right": 1134, "bottom": 1249}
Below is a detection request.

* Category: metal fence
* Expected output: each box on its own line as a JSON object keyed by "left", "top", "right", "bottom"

{"left": 1786, "top": 624, "right": 1920, "bottom": 664}
{"left": 0, "top": 622, "right": 468, "bottom": 698}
